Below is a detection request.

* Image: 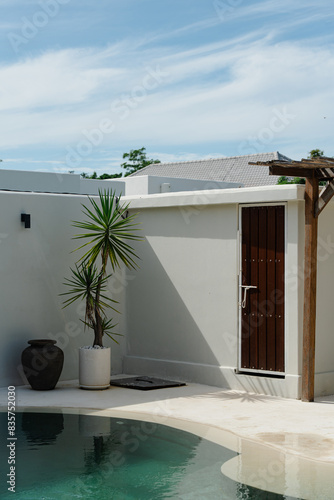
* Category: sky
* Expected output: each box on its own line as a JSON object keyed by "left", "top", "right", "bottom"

{"left": 0, "top": 0, "right": 334, "bottom": 176}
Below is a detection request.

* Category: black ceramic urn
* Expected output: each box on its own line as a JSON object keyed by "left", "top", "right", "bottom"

{"left": 21, "top": 339, "right": 64, "bottom": 390}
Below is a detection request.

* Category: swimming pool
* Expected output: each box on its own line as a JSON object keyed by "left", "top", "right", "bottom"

{"left": 0, "top": 410, "right": 303, "bottom": 500}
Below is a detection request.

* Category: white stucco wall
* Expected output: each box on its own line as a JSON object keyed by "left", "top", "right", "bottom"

{"left": 117, "top": 175, "right": 241, "bottom": 196}
{"left": 314, "top": 201, "right": 334, "bottom": 396}
{"left": 125, "top": 203, "right": 239, "bottom": 368}
{"left": 0, "top": 169, "right": 239, "bottom": 197}
{"left": 0, "top": 191, "right": 127, "bottom": 388}
{"left": 0, "top": 169, "right": 125, "bottom": 196}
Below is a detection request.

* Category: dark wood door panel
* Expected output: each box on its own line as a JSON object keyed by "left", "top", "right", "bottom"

{"left": 241, "top": 205, "right": 285, "bottom": 373}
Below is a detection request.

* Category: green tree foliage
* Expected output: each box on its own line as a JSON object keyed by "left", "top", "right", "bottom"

{"left": 81, "top": 172, "right": 122, "bottom": 179}
{"left": 308, "top": 149, "right": 324, "bottom": 158}
{"left": 99, "top": 173, "right": 122, "bottom": 179}
{"left": 80, "top": 147, "right": 160, "bottom": 179}
{"left": 121, "top": 147, "right": 160, "bottom": 177}
{"left": 277, "top": 176, "right": 305, "bottom": 185}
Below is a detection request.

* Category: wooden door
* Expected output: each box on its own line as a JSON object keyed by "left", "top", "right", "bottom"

{"left": 240, "top": 205, "right": 285, "bottom": 373}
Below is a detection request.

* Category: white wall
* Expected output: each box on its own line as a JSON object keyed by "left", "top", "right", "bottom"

{"left": 0, "top": 169, "right": 239, "bottom": 197}
{"left": 0, "top": 191, "right": 127, "bottom": 388}
{"left": 315, "top": 202, "right": 334, "bottom": 396}
{"left": 124, "top": 203, "right": 239, "bottom": 375}
{"left": 0, "top": 169, "right": 125, "bottom": 196}
{"left": 119, "top": 175, "right": 241, "bottom": 196}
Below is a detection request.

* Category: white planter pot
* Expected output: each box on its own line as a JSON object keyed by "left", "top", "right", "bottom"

{"left": 79, "top": 347, "right": 111, "bottom": 390}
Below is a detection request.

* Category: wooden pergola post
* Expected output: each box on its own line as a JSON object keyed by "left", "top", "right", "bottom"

{"left": 302, "top": 174, "right": 319, "bottom": 402}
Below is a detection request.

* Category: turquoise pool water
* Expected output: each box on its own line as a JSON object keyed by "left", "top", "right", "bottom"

{"left": 0, "top": 412, "right": 302, "bottom": 499}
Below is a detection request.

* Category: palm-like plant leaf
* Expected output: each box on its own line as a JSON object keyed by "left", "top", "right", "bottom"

{"left": 81, "top": 317, "right": 121, "bottom": 344}
{"left": 101, "top": 318, "right": 122, "bottom": 344}
{"left": 72, "top": 190, "right": 141, "bottom": 271}
{"left": 61, "top": 264, "right": 118, "bottom": 310}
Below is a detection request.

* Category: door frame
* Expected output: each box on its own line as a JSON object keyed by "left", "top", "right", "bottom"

{"left": 238, "top": 202, "right": 287, "bottom": 376}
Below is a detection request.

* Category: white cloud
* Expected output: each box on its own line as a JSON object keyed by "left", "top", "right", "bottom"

{"left": 216, "top": 0, "right": 331, "bottom": 20}
{"left": 1, "top": 22, "right": 334, "bottom": 163}
{"left": 102, "top": 39, "right": 334, "bottom": 143}
{"left": 0, "top": 48, "right": 125, "bottom": 112}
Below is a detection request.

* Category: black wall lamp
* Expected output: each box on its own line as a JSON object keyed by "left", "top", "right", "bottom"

{"left": 21, "top": 213, "right": 31, "bottom": 229}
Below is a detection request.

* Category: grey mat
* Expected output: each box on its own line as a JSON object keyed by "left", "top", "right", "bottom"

{"left": 110, "top": 376, "right": 186, "bottom": 391}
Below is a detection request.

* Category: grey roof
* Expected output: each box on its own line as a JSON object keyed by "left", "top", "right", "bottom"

{"left": 129, "top": 152, "right": 292, "bottom": 187}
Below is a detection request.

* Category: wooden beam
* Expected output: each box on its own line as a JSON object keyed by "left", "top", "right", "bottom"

{"left": 269, "top": 166, "right": 313, "bottom": 178}
{"left": 249, "top": 161, "right": 334, "bottom": 180}
{"left": 268, "top": 166, "right": 334, "bottom": 180}
{"left": 315, "top": 180, "right": 334, "bottom": 217}
{"left": 298, "top": 161, "right": 334, "bottom": 168}
{"left": 302, "top": 174, "right": 319, "bottom": 402}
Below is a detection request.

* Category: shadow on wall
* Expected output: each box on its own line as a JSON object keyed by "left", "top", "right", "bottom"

{"left": 127, "top": 240, "right": 221, "bottom": 365}
{"left": 124, "top": 205, "right": 239, "bottom": 386}
{"left": 0, "top": 191, "right": 98, "bottom": 388}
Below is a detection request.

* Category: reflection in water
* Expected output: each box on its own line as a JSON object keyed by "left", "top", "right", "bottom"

{"left": 21, "top": 411, "right": 64, "bottom": 444}
{"left": 0, "top": 412, "right": 302, "bottom": 500}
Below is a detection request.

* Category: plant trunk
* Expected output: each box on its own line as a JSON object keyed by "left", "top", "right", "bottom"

{"left": 93, "top": 313, "right": 103, "bottom": 347}
{"left": 93, "top": 251, "right": 109, "bottom": 347}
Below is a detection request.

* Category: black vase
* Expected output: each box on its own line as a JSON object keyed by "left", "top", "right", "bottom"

{"left": 21, "top": 339, "right": 64, "bottom": 390}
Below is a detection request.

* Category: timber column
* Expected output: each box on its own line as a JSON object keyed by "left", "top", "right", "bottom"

{"left": 302, "top": 174, "right": 319, "bottom": 402}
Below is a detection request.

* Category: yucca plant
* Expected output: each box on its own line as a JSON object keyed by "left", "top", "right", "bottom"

{"left": 61, "top": 189, "right": 140, "bottom": 347}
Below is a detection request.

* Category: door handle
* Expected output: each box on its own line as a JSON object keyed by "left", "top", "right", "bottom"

{"left": 240, "top": 285, "right": 257, "bottom": 308}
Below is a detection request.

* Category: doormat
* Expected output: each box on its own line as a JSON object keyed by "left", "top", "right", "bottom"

{"left": 110, "top": 376, "right": 186, "bottom": 391}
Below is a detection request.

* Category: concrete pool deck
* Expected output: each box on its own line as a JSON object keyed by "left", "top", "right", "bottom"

{"left": 1, "top": 378, "right": 334, "bottom": 499}
{"left": 2, "top": 378, "right": 334, "bottom": 462}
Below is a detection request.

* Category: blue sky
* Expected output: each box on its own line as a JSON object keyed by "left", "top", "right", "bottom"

{"left": 1, "top": 0, "right": 334, "bottom": 175}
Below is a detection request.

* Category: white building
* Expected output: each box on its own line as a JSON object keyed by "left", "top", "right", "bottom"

{"left": 1, "top": 164, "right": 333, "bottom": 399}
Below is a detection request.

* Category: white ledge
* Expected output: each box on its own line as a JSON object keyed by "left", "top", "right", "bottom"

{"left": 124, "top": 185, "right": 305, "bottom": 209}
